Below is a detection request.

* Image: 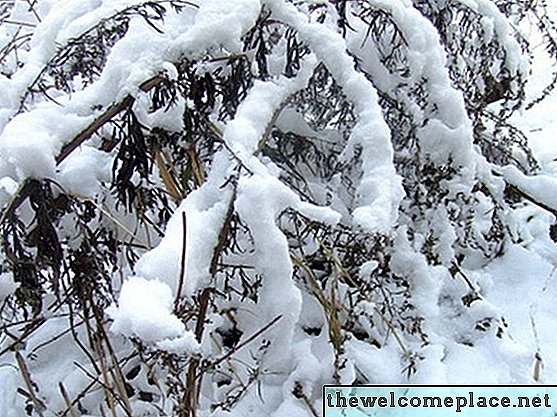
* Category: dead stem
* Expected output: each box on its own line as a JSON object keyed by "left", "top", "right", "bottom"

{"left": 59, "top": 383, "right": 79, "bottom": 417}
{"left": 14, "top": 350, "right": 46, "bottom": 417}
{"left": 175, "top": 211, "right": 188, "bottom": 310}
{"left": 293, "top": 382, "right": 320, "bottom": 417}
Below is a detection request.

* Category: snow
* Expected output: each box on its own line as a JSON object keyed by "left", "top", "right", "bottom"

{"left": 265, "top": 0, "right": 405, "bottom": 234}
{"left": 0, "top": 272, "right": 17, "bottom": 301}
{"left": 221, "top": 58, "right": 318, "bottom": 169}
{"left": 482, "top": 245, "right": 557, "bottom": 383}
{"left": 0, "top": 0, "right": 102, "bottom": 128}
{"left": 234, "top": 174, "right": 304, "bottom": 359}
{"left": 501, "top": 165, "right": 557, "bottom": 213}
{"left": 0, "top": 367, "right": 21, "bottom": 417}
{"left": 391, "top": 227, "right": 444, "bottom": 319}
{"left": 56, "top": 145, "right": 112, "bottom": 197}
{"left": 156, "top": 331, "right": 200, "bottom": 355}
{"left": 0, "top": 176, "right": 17, "bottom": 195}
{"left": 1, "top": 1, "right": 557, "bottom": 416}
{"left": 0, "top": 0, "right": 261, "bottom": 203}
{"left": 345, "top": 338, "right": 403, "bottom": 384}
{"left": 346, "top": 0, "right": 477, "bottom": 167}
{"left": 137, "top": 55, "right": 340, "bottom": 298}
{"left": 107, "top": 276, "right": 186, "bottom": 342}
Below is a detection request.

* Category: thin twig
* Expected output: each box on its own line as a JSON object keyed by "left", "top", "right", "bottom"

{"left": 180, "top": 287, "right": 212, "bottom": 417}
{"left": 56, "top": 75, "right": 165, "bottom": 164}
{"left": 59, "top": 383, "right": 79, "bottom": 417}
{"left": 67, "top": 301, "right": 101, "bottom": 375}
{"left": 450, "top": 262, "right": 478, "bottom": 292}
{"left": 293, "top": 382, "right": 320, "bottom": 417}
{"left": 0, "top": 316, "right": 46, "bottom": 358}
{"left": 83, "top": 197, "right": 151, "bottom": 249}
{"left": 175, "top": 211, "right": 187, "bottom": 310}
{"left": 155, "top": 148, "right": 183, "bottom": 200}
{"left": 93, "top": 306, "right": 133, "bottom": 417}
{"left": 92, "top": 336, "right": 118, "bottom": 417}
{"left": 491, "top": 168, "right": 557, "bottom": 218}
{"left": 2, "top": 19, "right": 36, "bottom": 27}
{"left": 14, "top": 351, "right": 46, "bottom": 417}
{"left": 209, "top": 189, "right": 236, "bottom": 276}
{"left": 29, "top": 318, "right": 85, "bottom": 355}
{"left": 59, "top": 379, "right": 97, "bottom": 417}
{"left": 206, "top": 315, "right": 283, "bottom": 371}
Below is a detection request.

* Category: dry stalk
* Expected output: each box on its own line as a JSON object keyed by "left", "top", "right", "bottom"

{"left": 155, "top": 148, "right": 183, "bottom": 200}
{"left": 96, "top": 315, "right": 133, "bottom": 416}
{"left": 293, "top": 242, "right": 411, "bottom": 358}
{"left": 490, "top": 169, "right": 557, "bottom": 218}
{"left": 292, "top": 382, "right": 320, "bottom": 417}
{"left": 175, "top": 211, "right": 187, "bottom": 310}
{"left": 317, "top": 242, "right": 410, "bottom": 356}
{"left": 92, "top": 336, "right": 119, "bottom": 417}
{"left": 186, "top": 145, "right": 206, "bottom": 187}
{"left": 209, "top": 192, "right": 236, "bottom": 276}
{"left": 179, "top": 287, "right": 212, "bottom": 417}
{"left": 450, "top": 261, "right": 478, "bottom": 292}
{"left": 290, "top": 253, "right": 343, "bottom": 354}
{"left": 57, "top": 75, "right": 165, "bottom": 164}
{"left": 59, "top": 383, "right": 79, "bottom": 417}
{"left": 14, "top": 350, "right": 46, "bottom": 417}
{"left": 59, "top": 379, "right": 97, "bottom": 417}
{"left": 67, "top": 301, "right": 101, "bottom": 375}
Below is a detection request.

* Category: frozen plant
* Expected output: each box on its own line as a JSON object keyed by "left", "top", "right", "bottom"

{"left": 0, "top": 0, "right": 556, "bottom": 416}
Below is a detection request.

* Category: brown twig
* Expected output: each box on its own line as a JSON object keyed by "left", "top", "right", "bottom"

{"left": 175, "top": 211, "right": 187, "bottom": 310}
{"left": 0, "top": 76, "right": 166, "bottom": 227}
{"left": 490, "top": 169, "right": 557, "bottom": 218}
{"left": 155, "top": 148, "right": 183, "bottom": 200}
{"left": 508, "top": 184, "right": 557, "bottom": 218}
{"left": 179, "top": 287, "right": 212, "bottom": 417}
{"left": 94, "top": 306, "right": 133, "bottom": 417}
{"left": 14, "top": 351, "right": 46, "bottom": 417}
{"left": 0, "top": 316, "right": 46, "bottom": 358}
{"left": 59, "top": 383, "right": 79, "bottom": 417}
{"left": 450, "top": 261, "right": 478, "bottom": 292}
{"left": 293, "top": 382, "right": 320, "bottom": 417}
{"left": 56, "top": 75, "right": 165, "bottom": 164}
{"left": 209, "top": 190, "right": 236, "bottom": 276}
{"left": 186, "top": 145, "right": 206, "bottom": 187}
{"left": 59, "top": 379, "right": 97, "bottom": 417}
{"left": 206, "top": 315, "right": 283, "bottom": 371}
{"left": 2, "top": 19, "right": 37, "bottom": 27}
{"left": 92, "top": 336, "right": 118, "bottom": 417}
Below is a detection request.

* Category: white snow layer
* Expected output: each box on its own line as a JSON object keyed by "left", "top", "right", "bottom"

{"left": 0, "top": 272, "right": 17, "bottom": 301}
{"left": 107, "top": 276, "right": 200, "bottom": 355}
{"left": 107, "top": 276, "right": 186, "bottom": 342}
{"left": 502, "top": 165, "right": 557, "bottom": 214}
{"left": 1, "top": 0, "right": 557, "bottom": 416}
{"left": 265, "top": 0, "right": 405, "bottom": 234}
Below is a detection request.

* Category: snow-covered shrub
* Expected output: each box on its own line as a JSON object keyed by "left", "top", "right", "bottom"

{"left": 0, "top": 0, "right": 556, "bottom": 416}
